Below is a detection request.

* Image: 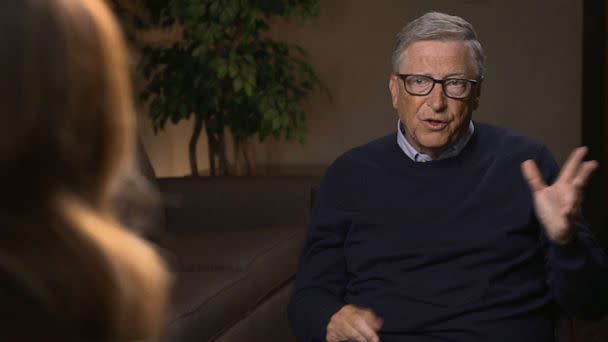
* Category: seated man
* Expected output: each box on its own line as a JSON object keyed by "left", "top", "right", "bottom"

{"left": 288, "top": 11, "right": 608, "bottom": 342}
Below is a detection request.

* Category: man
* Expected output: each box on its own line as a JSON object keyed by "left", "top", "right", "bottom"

{"left": 288, "top": 12, "right": 608, "bottom": 342}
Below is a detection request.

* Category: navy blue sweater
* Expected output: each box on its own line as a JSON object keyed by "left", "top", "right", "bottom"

{"left": 288, "top": 123, "right": 608, "bottom": 342}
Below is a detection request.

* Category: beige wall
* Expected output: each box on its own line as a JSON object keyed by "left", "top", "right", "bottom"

{"left": 141, "top": 0, "right": 582, "bottom": 177}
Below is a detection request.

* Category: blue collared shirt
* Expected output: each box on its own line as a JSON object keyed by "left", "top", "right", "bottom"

{"left": 397, "top": 120, "right": 475, "bottom": 162}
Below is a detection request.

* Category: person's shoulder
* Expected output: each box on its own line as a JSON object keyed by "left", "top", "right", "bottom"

{"left": 474, "top": 121, "right": 545, "bottom": 154}
{"left": 321, "top": 133, "right": 395, "bottom": 184}
{"left": 329, "top": 133, "right": 395, "bottom": 169}
{"left": 475, "top": 122, "right": 560, "bottom": 179}
{"left": 344, "top": 133, "right": 395, "bottom": 162}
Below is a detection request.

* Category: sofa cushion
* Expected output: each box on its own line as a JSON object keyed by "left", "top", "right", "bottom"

{"left": 159, "top": 226, "right": 304, "bottom": 270}
{"left": 168, "top": 270, "right": 258, "bottom": 341}
{"left": 215, "top": 281, "right": 297, "bottom": 342}
{"left": 156, "top": 177, "right": 314, "bottom": 341}
{"left": 161, "top": 226, "right": 306, "bottom": 302}
{"left": 163, "top": 226, "right": 307, "bottom": 341}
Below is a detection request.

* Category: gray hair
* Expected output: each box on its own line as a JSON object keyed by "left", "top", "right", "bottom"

{"left": 392, "top": 12, "right": 486, "bottom": 78}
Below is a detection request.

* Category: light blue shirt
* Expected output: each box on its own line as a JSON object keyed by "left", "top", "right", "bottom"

{"left": 397, "top": 120, "right": 475, "bottom": 162}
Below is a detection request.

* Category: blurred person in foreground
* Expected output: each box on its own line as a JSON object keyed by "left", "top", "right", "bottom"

{"left": 0, "top": 0, "right": 170, "bottom": 340}
{"left": 289, "top": 11, "right": 608, "bottom": 342}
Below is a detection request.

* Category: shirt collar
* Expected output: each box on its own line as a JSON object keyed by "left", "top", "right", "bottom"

{"left": 396, "top": 119, "right": 475, "bottom": 162}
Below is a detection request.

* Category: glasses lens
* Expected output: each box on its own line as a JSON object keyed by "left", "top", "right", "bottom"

{"left": 405, "top": 75, "right": 433, "bottom": 95}
{"left": 444, "top": 79, "right": 471, "bottom": 98}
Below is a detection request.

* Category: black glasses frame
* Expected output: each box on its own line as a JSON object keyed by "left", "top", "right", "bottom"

{"left": 395, "top": 74, "right": 480, "bottom": 99}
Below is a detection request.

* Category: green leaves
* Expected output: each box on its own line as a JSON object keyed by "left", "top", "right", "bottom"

{"left": 228, "top": 63, "right": 238, "bottom": 78}
{"left": 121, "top": 0, "right": 323, "bottom": 144}
{"left": 233, "top": 78, "right": 243, "bottom": 92}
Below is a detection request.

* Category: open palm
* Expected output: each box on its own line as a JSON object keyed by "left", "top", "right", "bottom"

{"left": 521, "top": 147, "right": 598, "bottom": 245}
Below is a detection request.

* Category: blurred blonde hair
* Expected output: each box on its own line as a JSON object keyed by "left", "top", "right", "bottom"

{"left": 0, "top": 0, "right": 169, "bottom": 340}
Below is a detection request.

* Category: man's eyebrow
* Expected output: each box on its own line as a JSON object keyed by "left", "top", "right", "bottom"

{"left": 442, "top": 72, "right": 468, "bottom": 78}
{"left": 404, "top": 72, "right": 469, "bottom": 79}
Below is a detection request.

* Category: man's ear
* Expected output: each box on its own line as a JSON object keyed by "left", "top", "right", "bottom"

{"left": 389, "top": 75, "right": 399, "bottom": 109}
{"left": 472, "top": 79, "right": 483, "bottom": 110}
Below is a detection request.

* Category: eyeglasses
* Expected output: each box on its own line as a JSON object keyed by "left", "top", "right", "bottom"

{"left": 395, "top": 74, "right": 479, "bottom": 99}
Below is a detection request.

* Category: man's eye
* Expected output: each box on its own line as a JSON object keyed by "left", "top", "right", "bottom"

{"left": 411, "top": 77, "right": 428, "bottom": 85}
{"left": 446, "top": 79, "right": 465, "bottom": 86}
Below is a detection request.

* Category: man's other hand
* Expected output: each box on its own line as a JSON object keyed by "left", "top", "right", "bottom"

{"left": 521, "top": 146, "right": 598, "bottom": 245}
{"left": 326, "top": 304, "right": 383, "bottom": 342}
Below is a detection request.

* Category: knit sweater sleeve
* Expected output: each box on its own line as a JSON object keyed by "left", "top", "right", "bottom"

{"left": 288, "top": 155, "right": 360, "bottom": 342}
{"left": 536, "top": 146, "right": 608, "bottom": 319}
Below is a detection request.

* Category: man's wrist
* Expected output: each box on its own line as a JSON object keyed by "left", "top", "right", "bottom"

{"left": 548, "top": 223, "right": 576, "bottom": 245}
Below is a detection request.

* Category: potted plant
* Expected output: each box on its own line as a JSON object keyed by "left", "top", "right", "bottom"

{"left": 112, "top": 0, "right": 323, "bottom": 176}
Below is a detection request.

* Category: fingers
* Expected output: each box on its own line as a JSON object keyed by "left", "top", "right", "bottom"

{"left": 327, "top": 324, "right": 378, "bottom": 342}
{"left": 365, "top": 311, "right": 384, "bottom": 331}
{"left": 339, "top": 321, "right": 373, "bottom": 342}
{"left": 558, "top": 146, "right": 589, "bottom": 183}
{"left": 521, "top": 160, "right": 546, "bottom": 192}
{"left": 333, "top": 319, "right": 378, "bottom": 342}
{"left": 327, "top": 305, "right": 382, "bottom": 342}
{"left": 572, "top": 160, "right": 598, "bottom": 189}
{"left": 557, "top": 147, "right": 598, "bottom": 189}
{"left": 523, "top": 147, "right": 598, "bottom": 191}
{"left": 350, "top": 318, "right": 380, "bottom": 342}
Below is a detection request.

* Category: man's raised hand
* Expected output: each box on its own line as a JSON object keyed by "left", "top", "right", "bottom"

{"left": 521, "top": 147, "right": 598, "bottom": 244}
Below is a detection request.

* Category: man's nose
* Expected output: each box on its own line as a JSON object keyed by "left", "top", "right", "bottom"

{"left": 427, "top": 83, "right": 447, "bottom": 112}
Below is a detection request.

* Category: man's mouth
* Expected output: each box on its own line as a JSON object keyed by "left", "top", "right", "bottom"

{"left": 424, "top": 119, "right": 448, "bottom": 130}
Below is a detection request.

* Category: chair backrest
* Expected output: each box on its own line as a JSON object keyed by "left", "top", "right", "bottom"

{"left": 158, "top": 176, "right": 319, "bottom": 233}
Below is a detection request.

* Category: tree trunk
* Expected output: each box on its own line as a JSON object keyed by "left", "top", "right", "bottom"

{"left": 233, "top": 138, "right": 243, "bottom": 176}
{"left": 218, "top": 132, "right": 229, "bottom": 175}
{"left": 242, "top": 136, "right": 257, "bottom": 176}
{"left": 188, "top": 113, "right": 203, "bottom": 177}
{"left": 232, "top": 135, "right": 257, "bottom": 176}
{"left": 205, "top": 116, "right": 229, "bottom": 176}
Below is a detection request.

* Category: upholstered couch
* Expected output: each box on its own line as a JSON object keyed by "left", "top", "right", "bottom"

{"left": 155, "top": 176, "right": 318, "bottom": 341}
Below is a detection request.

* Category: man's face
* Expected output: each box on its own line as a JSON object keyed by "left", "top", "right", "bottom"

{"left": 389, "top": 40, "right": 482, "bottom": 159}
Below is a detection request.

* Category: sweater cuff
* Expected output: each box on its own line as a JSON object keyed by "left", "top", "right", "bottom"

{"left": 313, "top": 300, "right": 346, "bottom": 341}
{"left": 291, "top": 290, "right": 345, "bottom": 342}
{"left": 548, "top": 235, "right": 587, "bottom": 270}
